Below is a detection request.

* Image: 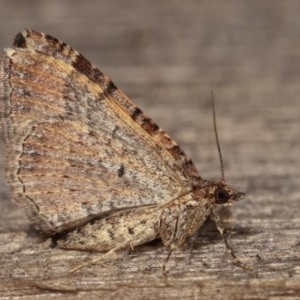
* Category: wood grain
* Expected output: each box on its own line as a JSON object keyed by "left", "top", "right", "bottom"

{"left": 0, "top": 1, "right": 299, "bottom": 299}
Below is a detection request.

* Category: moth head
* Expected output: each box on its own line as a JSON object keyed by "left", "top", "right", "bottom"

{"left": 214, "top": 182, "right": 245, "bottom": 206}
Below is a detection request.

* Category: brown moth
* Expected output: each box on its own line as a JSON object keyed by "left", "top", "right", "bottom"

{"left": 0, "top": 30, "right": 244, "bottom": 271}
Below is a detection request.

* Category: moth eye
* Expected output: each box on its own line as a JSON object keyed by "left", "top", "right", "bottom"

{"left": 215, "top": 188, "right": 230, "bottom": 204}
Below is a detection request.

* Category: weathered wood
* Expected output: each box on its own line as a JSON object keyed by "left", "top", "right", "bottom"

{"left": 0, "top": 1, "right": 300, "bottom": 299}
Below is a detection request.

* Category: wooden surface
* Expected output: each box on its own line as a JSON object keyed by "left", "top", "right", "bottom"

{"left": 0, "top": 1, "right": 300, "bottom": 299}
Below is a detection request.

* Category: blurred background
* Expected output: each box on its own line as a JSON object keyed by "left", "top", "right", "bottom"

{"left": 0, "top": 1, "right": 300, "bottom": 297}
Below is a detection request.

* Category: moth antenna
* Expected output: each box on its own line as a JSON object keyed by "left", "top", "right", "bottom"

{"left": 211, "top": 91, "right": 225, "bottom": 181}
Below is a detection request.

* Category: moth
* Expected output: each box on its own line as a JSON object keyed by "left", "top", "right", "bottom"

{"left": 0, "top": 30, "right": 244, "bottom": 271}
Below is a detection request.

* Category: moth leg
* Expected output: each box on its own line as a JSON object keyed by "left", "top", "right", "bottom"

{"left": 160, "top": 200, "right": 211, "bottom": 248}
{"left": 160, "top": 200, "right": 212, "bottom": 274}
{"left": 211, "top": 207, "right": 252, "bottom": 271}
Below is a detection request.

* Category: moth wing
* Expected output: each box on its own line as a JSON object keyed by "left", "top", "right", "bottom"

{"left": 0, "top": 30, "right": 201, "bottom": 234}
